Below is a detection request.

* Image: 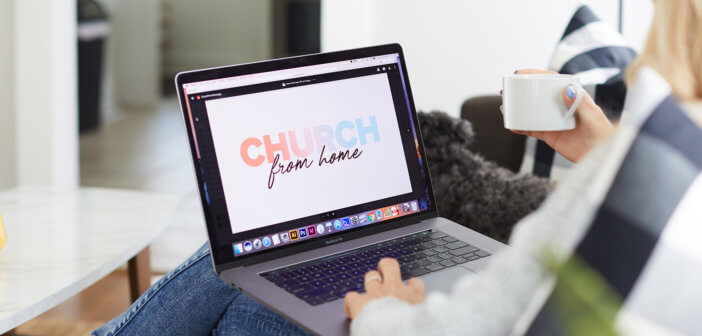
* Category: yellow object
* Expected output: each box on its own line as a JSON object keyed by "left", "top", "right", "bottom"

{"left": 0, "top": 211, "right": 6, "bottom": 251}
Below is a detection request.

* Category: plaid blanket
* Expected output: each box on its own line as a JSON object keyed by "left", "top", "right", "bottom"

{"left": 520, "top": 5, "right": 637, "bottom": 181}
{"left": 523, "top": 67, "right": 702, "bottom": 335}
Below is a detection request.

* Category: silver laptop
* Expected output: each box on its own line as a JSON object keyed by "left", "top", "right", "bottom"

{"left": 175, "top": 44, "right": 506, "bottom": 335}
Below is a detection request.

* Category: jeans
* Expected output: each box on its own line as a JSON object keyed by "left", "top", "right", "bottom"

{"left": 92, "top": 244, "right": 309, "bottom": 336}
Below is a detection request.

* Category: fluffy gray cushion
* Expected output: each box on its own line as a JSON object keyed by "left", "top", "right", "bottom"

{"left": 418, "top": 111, "right": 550, "bottom": 243}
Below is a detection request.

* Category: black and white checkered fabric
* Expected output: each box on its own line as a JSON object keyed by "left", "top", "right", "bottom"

{"left": 524, "top": 67, "right": 702, "bottom": 335}
{"left": 520, "top": 5, "right": 637, "bottom": 181}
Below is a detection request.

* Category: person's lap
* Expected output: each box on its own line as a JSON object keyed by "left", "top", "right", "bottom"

{"left": 92, "top": 243, "right": 308, "bottom": 336}
{"left": 211, "top": 294, "right": 307, "bottom": 336}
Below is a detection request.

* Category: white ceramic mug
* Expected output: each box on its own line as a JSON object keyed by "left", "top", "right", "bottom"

{"left": 502, "top": 74, "right": 583, "bottom": 131}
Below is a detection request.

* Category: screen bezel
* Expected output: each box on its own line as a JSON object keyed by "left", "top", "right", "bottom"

{"left": 175, "top": 43, "right": 438, "bottom": 272}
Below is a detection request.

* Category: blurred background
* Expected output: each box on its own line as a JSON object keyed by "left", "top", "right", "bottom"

{"left": 0, "top": 0, "right": 653, "bottom": 333}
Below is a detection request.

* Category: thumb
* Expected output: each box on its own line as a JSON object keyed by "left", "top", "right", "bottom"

{"left": 561, "top": 84, "right": 579, "bottom": 107}
{"left": 560, "top": 84, "right": 609, "bottom": 126}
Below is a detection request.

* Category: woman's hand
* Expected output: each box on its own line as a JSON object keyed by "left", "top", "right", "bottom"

{"left": 503, "top": 69, "right": 616, "bottom": 162}
{"left": 343, "top": 258, "right": 425, "bottom": 320}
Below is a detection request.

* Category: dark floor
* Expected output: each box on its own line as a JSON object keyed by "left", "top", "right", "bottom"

{"left": 11, "top": 270, "right": 135, "bottom": 336}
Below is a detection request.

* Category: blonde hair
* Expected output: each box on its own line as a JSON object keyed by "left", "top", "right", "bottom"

{"left": 628, "top": 0, "right": 702, "bottom": 100}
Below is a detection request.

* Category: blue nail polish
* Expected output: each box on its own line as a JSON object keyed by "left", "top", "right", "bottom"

{"left": 566, "top": 85, "right": 576, "bottom": 99}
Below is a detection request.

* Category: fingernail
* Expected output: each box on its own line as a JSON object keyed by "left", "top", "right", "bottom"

{"left": 499, "top": 90, "right": 503, "bottom": 95}
{"left": 566, "top": 85, "right": 576, "bottom": 99}
{"left": 514, "top": 70, "right": 518, "bottom": 74}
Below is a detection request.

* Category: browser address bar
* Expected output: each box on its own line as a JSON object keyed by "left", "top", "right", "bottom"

{"left": 184, "top": 54, "right": 398, "bottom": 95}
{"left": 230, "top": 65, "right": 347, "bottom": 88}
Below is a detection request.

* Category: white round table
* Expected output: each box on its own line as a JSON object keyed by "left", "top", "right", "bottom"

{"left": 0, "top": 187, "right": 178, "bottom": 334}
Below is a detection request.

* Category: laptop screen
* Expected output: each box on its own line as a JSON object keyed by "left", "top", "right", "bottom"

{"left": 177, "top": 46, "right": 435, "bottom": 264}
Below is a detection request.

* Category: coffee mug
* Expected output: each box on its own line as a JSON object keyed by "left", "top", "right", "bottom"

{"left": 502, "top": 74, "right": 583, "bottom": 131}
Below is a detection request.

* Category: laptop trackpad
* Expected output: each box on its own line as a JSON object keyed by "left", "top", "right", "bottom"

{"left": 421, "top": 266, "right": 474, "bottom": 294}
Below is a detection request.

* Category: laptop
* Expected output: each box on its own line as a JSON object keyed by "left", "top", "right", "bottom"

{"left": 175, "top": 44, "right": 507, "bottom": 335}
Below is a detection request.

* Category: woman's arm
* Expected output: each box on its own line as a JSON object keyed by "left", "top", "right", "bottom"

{"left": 344, "top": 246, "right": 549, "bottom": 335}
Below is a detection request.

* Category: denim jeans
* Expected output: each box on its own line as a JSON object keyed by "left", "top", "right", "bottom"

{"left": 92, "top": 244, "right": 309, "bottom": 336}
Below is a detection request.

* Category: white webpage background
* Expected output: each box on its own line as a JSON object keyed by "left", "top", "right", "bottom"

{"left": 206, "top": 74, "right": 412, "bottom": 233}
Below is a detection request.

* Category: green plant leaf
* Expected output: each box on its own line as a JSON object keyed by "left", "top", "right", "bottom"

{"left": 543, "top": 252, "right": 622, "bottom": 336}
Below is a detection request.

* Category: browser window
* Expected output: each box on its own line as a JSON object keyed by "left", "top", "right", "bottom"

{"left": 208, "top": 73, "right": 412, "bottom": 233}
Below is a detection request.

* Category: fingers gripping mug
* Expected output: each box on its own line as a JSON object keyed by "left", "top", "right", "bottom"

{"left": 502, "top": 74, "right": 584, "bottom": 131}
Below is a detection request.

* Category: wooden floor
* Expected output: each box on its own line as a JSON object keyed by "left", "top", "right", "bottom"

{"left": 13, "top": 270, "right": 133, "bottom": 336}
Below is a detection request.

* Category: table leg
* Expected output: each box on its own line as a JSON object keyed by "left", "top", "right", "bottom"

{"left": 128, "top": 247, "right": 151, "bottom": 303}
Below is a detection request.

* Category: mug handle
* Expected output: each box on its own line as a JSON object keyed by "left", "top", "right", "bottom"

{"left": 564, "top": 82, "right": 584, "bottom": 121}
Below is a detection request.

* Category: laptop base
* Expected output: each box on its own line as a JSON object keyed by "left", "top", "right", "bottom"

{"left": 221, "top": 217, "right": 506, "bottom": 336}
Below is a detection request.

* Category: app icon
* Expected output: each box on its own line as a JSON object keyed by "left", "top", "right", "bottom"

{"left": 342, "top": 218, "right": 350, "bottom": 228}
{"left": 262, "top": 237, "right": 271, "bottom": 247}
{"left": 411, "top": 201, "right": 418, "bottom": 211}
{"left": 403, "top": 203, "right": 411, "bottom": 212}
{"left": 280, "top": 232, "right": 290, "bottom": 242}
{"left": 391, "top": 206, "right": 399, "bottom": 216}
{"left": 253, "top": 239, "right": 262, "bottom": 249}
{"left": 317, "top": 224, "right": 325, "bottom": 234}
{"left": 244, "top": 241, "right": 253, "bottom": 252}
{"left": 358, "top": 215, "right": 367, "bottom": 225}
{"left": 375, "top": 210, "right": 383, "bottom": 219}
{"left": 325, "top": 222, "right": 332, "bottom": 231}
{"left": 334, "top": 219, "right": 342, "bottom": 230}
{"left": 350, "top": 216, "right": 358, "bottom": 226}
{"left": 234, "top": 243, "right": 243, "bottom": 255}
{"left": 299, "top": 228, "right": 308, "bottom": 238}
{"left": 307, "top": 225, "right": 317, "bottom": 236}
{"left": 385, "top": 207, "right": 392, "bottom": 217}
{"left": 272, "top": 234, "right": 281, "bottom": 245}
{"left": 367, "top": 213, "right": 376, "bottom": 222}
{"left": 289, "top": 230, "right": 299, "bottom": 240}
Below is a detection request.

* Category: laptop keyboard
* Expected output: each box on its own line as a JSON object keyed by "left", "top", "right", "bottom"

{"left": 260, "top": 229, "right": 491, "bottom": 306}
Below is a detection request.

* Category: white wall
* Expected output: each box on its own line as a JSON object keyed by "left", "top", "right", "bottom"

{"left": 99, "top": 0, "right": 161, "bottom": 110}
{"left": 14, "top": 0, "right": 78, "bottom": 189}
{"left": 161, "top": 0, "right": 272, "bottom": 77}
{"left": 322, "top": 0, "right": 649, "bottom": 117}
{"left": 1, "top": 0, "right": 82, "bottom": 190}
{"left": 0, "top": 1, "right": 16, "bottom": 188}
{"left": 622, "top": 0, "right": 654, "bottom": 51}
